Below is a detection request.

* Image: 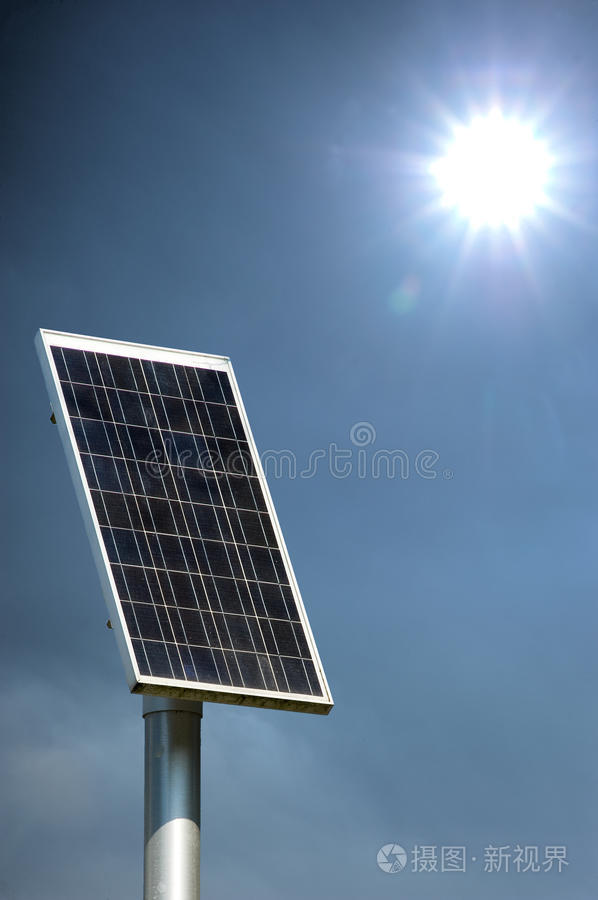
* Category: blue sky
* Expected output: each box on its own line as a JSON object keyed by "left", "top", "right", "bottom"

{"left": 2, "top": 1, "right": 598, "bottom": 898}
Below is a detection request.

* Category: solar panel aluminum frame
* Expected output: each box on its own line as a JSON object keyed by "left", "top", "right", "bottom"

{"left": 36, "top": 329, "right": 333, "bottom": 715}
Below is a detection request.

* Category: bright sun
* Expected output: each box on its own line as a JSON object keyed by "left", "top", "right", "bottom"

{"left": 430, "top": 108, "right": 552, "bottom": 228}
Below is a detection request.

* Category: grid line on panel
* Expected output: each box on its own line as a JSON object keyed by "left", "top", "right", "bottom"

{"left": 195, "top": 393, "right": 282, "bottom": 691}
{"left": 58, "top": 350, "right": 232, "bottom": 407}
{"left": 146, "top": 353, "right": 278, "bottom": 692}
{"left": 77, "top": 447, "right": 267, "bottom": 512}
{"left": 63, "top": 349, "right": 153, "bottom": 676}
{"left": 87, "top": 474, "right": 277, "bottom": 547}
{"left": 98, "top": 355, "right": 179, "bottom": 680}
{"left": 101, "top": 351, "right": 196, "bottom": 681}
{"left": 57, "top": 347, "right": 161, "bottom": 680}
{"left": 49, "top": 342, "right": 326, "bottom": 700}
{"left": 142, "top": 357, "right": 235, "bottom": 688}
{"left": 64, "top": 393, "right": 251, "bottom": 471}
{"left": 62, "top": 381, "right": 236, "bottom": 414}
{"left": 152, "top": 356, "right": 266, "bottom": 687}
{"left": 113, "top": 358, "right": 216, "bottom": 683}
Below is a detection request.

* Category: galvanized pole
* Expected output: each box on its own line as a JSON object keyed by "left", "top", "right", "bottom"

{"left": 143, "top": 696, "right": 203, "bottom": 900}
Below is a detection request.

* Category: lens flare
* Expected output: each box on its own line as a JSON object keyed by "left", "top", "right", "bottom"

{"left": 389, "top": 274, "right": 421, "bottom": 315}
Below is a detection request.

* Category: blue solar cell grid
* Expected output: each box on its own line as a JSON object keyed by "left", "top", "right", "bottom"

{"left": 44, "top": 341, "right": 328, "bottom": 706}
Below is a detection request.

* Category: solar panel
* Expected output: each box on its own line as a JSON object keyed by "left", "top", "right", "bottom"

{"left": 36, "top": 330, "right": 333, "bottom": 715}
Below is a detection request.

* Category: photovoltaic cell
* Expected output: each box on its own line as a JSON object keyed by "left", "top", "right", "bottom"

{"left": 37, "top": 332, "right": 332, "bottom": 714}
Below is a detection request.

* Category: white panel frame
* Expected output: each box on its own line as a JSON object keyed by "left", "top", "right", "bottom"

{"left": 36, "top": 329, "right": 333, "bottom": 715}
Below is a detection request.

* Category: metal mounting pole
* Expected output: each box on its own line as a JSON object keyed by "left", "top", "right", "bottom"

{"left": 143, "top": 696, "right": 203, "bottom": 900}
